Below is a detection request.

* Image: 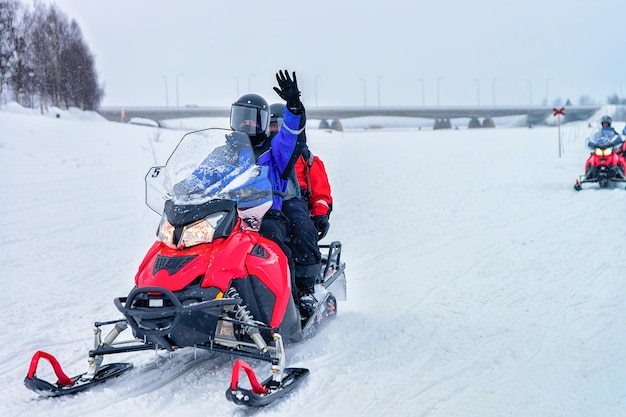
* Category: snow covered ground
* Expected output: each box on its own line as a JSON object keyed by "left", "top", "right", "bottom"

{"left": 1, "top": 103, "right": 626, "bottom": 417}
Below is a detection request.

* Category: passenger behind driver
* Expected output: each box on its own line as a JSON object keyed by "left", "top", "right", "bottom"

{"left": 267, "top": 103, "right": 334, "bottom": 322}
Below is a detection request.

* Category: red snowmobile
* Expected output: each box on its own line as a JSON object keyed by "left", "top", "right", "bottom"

{"left": 24, "top": 128, "right": 346, "bottom": 407}
{"left": 574, "top": 129, "right": 626, "bottom": 190}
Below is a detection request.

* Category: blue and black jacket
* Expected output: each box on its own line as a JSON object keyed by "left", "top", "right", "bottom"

{"left": 254, "top": 107, "right": 306, "bottom": 210}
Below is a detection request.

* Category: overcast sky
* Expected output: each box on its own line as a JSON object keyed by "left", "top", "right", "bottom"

{"left": 31, "top": 0, "right": 626, "bottom": 108}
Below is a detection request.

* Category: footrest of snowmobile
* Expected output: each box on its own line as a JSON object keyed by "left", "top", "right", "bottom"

{"left": 302, "top": 291, "right": 338, "bottom": 339}
{"left": 225, "top": 359, "right": 309, "bottom": 407}
{"left": 24, "top": 350, "right": 133, "bottom": 397}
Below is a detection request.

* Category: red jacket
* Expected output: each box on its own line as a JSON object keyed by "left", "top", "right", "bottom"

{"left": 295, "top": 152, "right": 332, "bottom": 217}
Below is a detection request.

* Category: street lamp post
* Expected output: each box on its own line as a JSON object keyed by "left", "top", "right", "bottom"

{"left": 175, "top": 73, "right": 184, "bottom": 108}
{"left": 161, "top": 75, "right": 169, "bottom": 107}
{"left": 437, "top": 77, "right": 444, "bottom": 106}
{"left": 247, "top": 74, "right": 256, "bottom": 92}
{"left": 474, "top": 79, "right": 480, "bottom": 106}
{"left": 377, "top": 76, "right": 383, "bottom": 107}
{"left": 315, "top": 76, "right": 321, "bottom": 107}
{"left": 492, "top": 77, "right": 499, "bottom": 106}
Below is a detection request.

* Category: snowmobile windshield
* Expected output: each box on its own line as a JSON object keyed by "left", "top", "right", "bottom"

{"left": 587, "top": 129, "right": 622, "bottom": 149}
{"left": 145, "top": 128, "right": 272, "bottom": 214}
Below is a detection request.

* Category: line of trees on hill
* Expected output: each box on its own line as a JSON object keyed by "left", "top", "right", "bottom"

{"left": 0, "top": 0, "right": 102, "bottom": 112}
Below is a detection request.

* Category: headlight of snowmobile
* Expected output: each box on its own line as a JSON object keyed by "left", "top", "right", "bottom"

{"left": 157, "top": 216, "right": 176, "bottom": 249}
{"left": 595, "top": 148, "right": 612, "bottom": 156}
{"left": 157, "top": 212, "right": 226, "bottom": 249}
{"left": 178, "top": 212, "right": 226, "bottom": 248}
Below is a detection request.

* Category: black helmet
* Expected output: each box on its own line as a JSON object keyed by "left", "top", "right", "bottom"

{"left": 600, "top": 115, "right": 612, "bottom": 126}
{"left": 268, "top": 103, "right": 286, "bottom": 138}
{"left": 270, "top": 103, "right": 285, "bottom": 121}
{"left": 230, "top": 93, "right": 270, "bottom": 137}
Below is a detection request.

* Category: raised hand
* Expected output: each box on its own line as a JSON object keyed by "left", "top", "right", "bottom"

{"left": 273, "top": 70, "right": 303, "bottom": 114}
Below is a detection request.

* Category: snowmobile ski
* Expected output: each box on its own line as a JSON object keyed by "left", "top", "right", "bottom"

{"left": 225, "top": 359, "right": 309, "bottom": 407}
{"left": 24, "top": 350, "right": 132, "bottom": 397}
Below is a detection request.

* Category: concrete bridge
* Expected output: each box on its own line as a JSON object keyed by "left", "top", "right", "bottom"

{"left": 96, "top": 105, "right": 600, "bottom": 130}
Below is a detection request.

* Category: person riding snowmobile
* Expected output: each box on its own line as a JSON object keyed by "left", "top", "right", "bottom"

{"left": 295, "top": 145, "right": 333, "bottom": 240}
{"left": 267, "top": 103, "right": 334, "bottom": 321}
{"left": 230, "top": 71, "right": 317, "bottom": 320}
{"left": 270, "top": 103, "right": 333, "bottom": 239}
{"left": 268, "top": 102, "right": 286, "bottom": 139}
{"left": 579, "top": 114, "right": 626, "bottom": 184}
{"left": 590, "top": 115, "right": 623, "bottom": 152}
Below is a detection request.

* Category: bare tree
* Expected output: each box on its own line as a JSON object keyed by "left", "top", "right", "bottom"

{"left": 59, "top": 21, "right": 102, "bottom": 109}
{"left": 3, "top": 0, "right": 103, "bottom": 111}
{"left": 607, "top": 94, "right": 620, "bottom": 105}
{"left": 28, "top": 1, "right": 55, "bottom": 112}
{"left": 8, "top": 3, "right": 33, "bottom": 106}
{"left": 0, "top": 0, "right": 20, "bottom": 108}
{"left": 43, "top": 4, "right": 69, "bottom": 107}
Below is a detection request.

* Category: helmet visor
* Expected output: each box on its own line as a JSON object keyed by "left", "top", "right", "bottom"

{"left": 268, "top": 117, "right": 283, "bottom": 134}
{"left": 230, "top": 104, "right": 269, "bottom": 136}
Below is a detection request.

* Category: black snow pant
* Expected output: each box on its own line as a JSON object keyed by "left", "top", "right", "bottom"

{"left": 282, "top": 198, "right": 322, "bottom": 294}
{"left": 259, "top": 208, "right": 297, "bottom": 300}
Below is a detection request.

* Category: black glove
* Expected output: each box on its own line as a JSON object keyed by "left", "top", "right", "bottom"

{"left": 273, "top": 70, "right": 304, "bottom": 115}
{"left": 312, "top": 215, "right": 330, "bottom": 241}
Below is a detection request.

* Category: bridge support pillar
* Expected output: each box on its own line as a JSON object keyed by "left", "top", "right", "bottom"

{"left": 319, "top": 119, "right": 343, "bottom": 131}
{"left": 330, "top": 119, "right": 343, "bottom": 131}
{"left": 434, "top": 118, "right": 452, "bottom": 129}
{"left": 468, "top": 117, "right": 496, "bottom": 128}
{"left": 468, "top": 117, "right": 481, "bottom": 128}
{"left": 482, "top": 117, "right": 495, "bottom": 128}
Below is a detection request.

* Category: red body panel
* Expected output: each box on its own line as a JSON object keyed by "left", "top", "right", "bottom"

{"left": 243, "top": 237, "right": 291, "bottom": 328}
{"left": 134, "top": 221, "right": 291, "bottom": 328}
{"left": 584, "top": 152, "right": 625, "bottom": 171}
